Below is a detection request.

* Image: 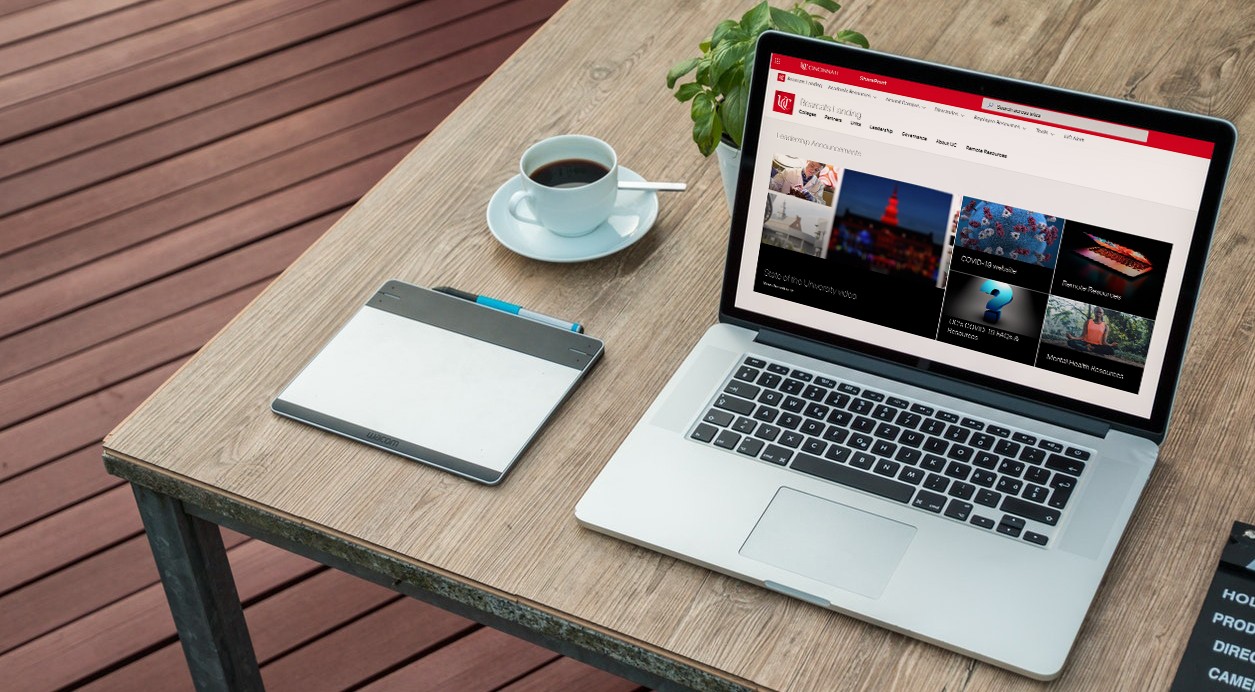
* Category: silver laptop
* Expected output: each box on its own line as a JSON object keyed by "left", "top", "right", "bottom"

{"left": 577, "top": 32, "right": 1235, "bottom": 679}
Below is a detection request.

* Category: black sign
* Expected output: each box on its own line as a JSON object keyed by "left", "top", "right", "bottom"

{"left": 1171, "top": 522, "right": 1255, "bottom": 691}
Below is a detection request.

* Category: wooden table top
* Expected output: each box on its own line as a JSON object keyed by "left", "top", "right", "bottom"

{"left": 103, "top": 0, "right": 1255, "bottom": 689}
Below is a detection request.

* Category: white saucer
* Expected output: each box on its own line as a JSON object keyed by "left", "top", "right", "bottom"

{"left": 486, "top": 167, "right": 659, "bottom": 263}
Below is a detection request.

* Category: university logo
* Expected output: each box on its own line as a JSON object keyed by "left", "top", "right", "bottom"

{"left": 777, "top": 72, "right": 787, "bottom": 82}
{"left": 773, "top": 91, "right": 795, "bottom": 114}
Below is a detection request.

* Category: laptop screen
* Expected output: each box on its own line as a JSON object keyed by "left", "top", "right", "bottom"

{"left": 726, "top": 36, "right": 1233, "bottom": 433}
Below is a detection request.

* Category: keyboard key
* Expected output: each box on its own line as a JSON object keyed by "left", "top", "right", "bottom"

{"left": 1001, "top": 496, "right": 1060, "bottom": 525}
{"left": 971, "top": 469, "right": 997, "bottom": 487}
{"left": 737, "top": 438, "right": 765, "bottom": 456}
{"left": 724, "top": 381, "right": 761, "bottom": 399}
{"left": 733, "top": 417, "right": 757, "bottom": 434}
{"left": 986, "top": 425, "right": 1011, "bottom": 438}
{"left": 759, "top": 390, "right": 783, "bottom": 406}
{"left": 936, "top": 410, "right": 960, "bottom": 423}
{"left": 1023, "top": 531, "right": 1049, "bottom": 546}
{"left": 782, "top": 396, "right": 806, "bottom": 413}
{"left": 943, "top": 425, "right": 970, "bottom": 443}
{"left": 871, "top": 440, "right": 897, "bottom": 458}
{"left": 714, "top": 395, "right": 755, "bottom": 415}
{"left": 850, "top": 452, "right": 876, "bottom": 470}
{"left": 754, "top": 424, "right": 781, "bottom": 442}
{"left": 874, "top": 423, "right": 901, "bottom": 441}
{"left": 949, "top": 481, "right": 975, "bottom": 500}
{"left": 757, "top": 372, "right": 783, "bottom": 388}
{"left": 923, "top": 438, "right": 948, "bottom": 454}
{"left": 920, "top": 454, "right": 946, "bottom": 472}
{"left": 995, "top": 477, "right": 1023, "bottom": 495}
{"left": 1048, "top": 486, "right": 1073, "bottom": 510}
{"left": 944, "top": 499, "right": 973, "bottom": 521}
{"left": 997, "top": 459, "right": 1025, "bottom": 477}
{"left": 744, "top": 357, "right": 767, "bottom": 368}
{"left": 760, "top": 444, "right": 792, "bottom": 465}
{"left": 800, "top": 419, "right": 824, "bottom": 437}
{"left": 946, "top": 444, "right": 973, "bottom": 462}
{"left": 1020, "top": 447, "right": 1047, "bottom": 464}
{"left": 778, "top": 413, "right": 802, "bottom": 430}
{"left": 1023, "top": 483, "right": 1050, "bottom": 503}
{"left": 920, "top": 419, "right": 946, "bottom": 436}
{"left": 862, "top": 390, "right": 886, "bottom": 402}
{"left": 1050, "top": 475, "right": 1077, "bottom": 490}
{"left": 997, "top": 521, "right": 1023, "bottom": 538}
{"left": 960, "top": 417, "right": 985, "bottom": 430}
{"left": 804, "top": 403, "right": 830, "bottom": 420}
{"left": 767, "top": 363, "right": 790, "bottom": 375}
{"left": 691, "top": 423, "right": 717, "bottom": 442}
{"left": 852, "top": 416, "right": 876, "bottom": 433}
{"left": 780, "top": 431, "right": 804, "bottom": 448}
{"left": 790, "top": 369, "right": 813, "bottom": 382}
{"left": 900, "top": 431, "right": 925, "bottom": 448}
{"left": 913, "top": 490, "right": 947, "bottom": 513}
{"left": 944, "top": 461, "right": 971, "bottom": 480}
{"left": 924, "top": 473, "right": 949, "bottom": 492}
{"left": 825, "top": 391, "right": 851, "bottom": 408}
{"left": 970, "top": 433, "right": 995, "bottom": 450}
{"left": 887, "top": 396, "right": 910, "bottom": 408}
{"left": 753, "top": 406, "right": 779, "bottom": 423}
{"left": 874, "top": 459, "right": 900, "bottom": 477}
{"left": 994, "top": 439, "right": 1021, "bottom": 457}
{"left": 714, "top": 430, "right": 740, "bottom": 449}
{"left": 895, "top": 411, "right": 922, "bottom": 429}
{"left": 815, "top": 376, "right": 838, "bottom": 389}
{"left": 899, "top": 467, "right": 925, "bottom": 485}
{"left": 803, "top": 385, "right": 827, "bottom": 402}
{"left": 838, "top": 382, "right": 861, "bottom": 395}
{"left": 975, "top": 489, "right": 1001, "bottom": 507}
{"left": 823, "top": 426, "right": 849, "bottom": 444}
{"left": 872, "top": 404, "right": 897, "bottom": 422}
{"left": 827, "top": 409, "right": 853, "bottom": 427}
{"left": 910, "top": 403, "right": 935, "bottom": 416}
{"left": 970, "top": 515, "right": 995, "bottom": 529}
{"left": 1012, "top": 432, "right": 1037, "bottom": 445}
{"left": 1045, "top": 453, "right": 1086, "bottom": 476}
{"left": 1039, "top": 439, "right": 1064, "bottom": 453}
{"left": 895, "top": 448, "right": 921, "bottom": 465}
{"left": 973, "top": 451, "right": 999, "bottom": 469}
{"left": 1024, "top": 466, "right": 1051, "bottom": 485}
{"left": 825, "top": 444, "right": 852, "bottom": 464}
{"left": 1066, "top": 447, "right": 1091, "bottom": 461}
{"left": 849, "top": 433, "right": 873, "bottom": 451}
{"left": 703, "top": 409, "right": 734, "bottom": 427}
{"left": 791, "top": 452, "right": 916, "bottom": 503}
{"left": 850, "top": 398, "right": 874, "bottom": 415}
{"left": 734, "top": 365, "right": 759, "bottom": 382}
{"left": 781, "top": 379, "right": 805, "bottom": 395}
{"left": 802, "top": 438, "right": 827, "bottom": 455}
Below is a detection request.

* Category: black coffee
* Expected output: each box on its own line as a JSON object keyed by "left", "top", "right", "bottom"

{"left": 529, "top": 158, "right": 609, "bottom": 188}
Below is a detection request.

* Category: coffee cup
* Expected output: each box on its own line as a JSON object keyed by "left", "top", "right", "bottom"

{"left": 509, "top": 135, "right": 618, "bottom": 237}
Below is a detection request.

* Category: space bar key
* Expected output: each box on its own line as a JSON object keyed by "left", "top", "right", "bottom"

{"left": 791, "top": 452, "right": 915, "bottom": 503}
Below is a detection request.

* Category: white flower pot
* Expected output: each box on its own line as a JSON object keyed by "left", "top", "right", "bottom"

{"left": 714, "top": 139, "right": 740, "bottom": 212}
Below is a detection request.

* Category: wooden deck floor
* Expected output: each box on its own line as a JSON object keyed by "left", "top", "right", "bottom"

{"left": 0, "top": 1, "right": 644, "bottom": 689}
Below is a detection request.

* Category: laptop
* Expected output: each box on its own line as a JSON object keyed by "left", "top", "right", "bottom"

{"left": 1075, "top": 232, "right": 1155, "bottom": 277}
{"left": 576, "top": 32, "right": 1235, "bottom": 679}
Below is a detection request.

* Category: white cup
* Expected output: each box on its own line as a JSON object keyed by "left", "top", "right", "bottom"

{"left": 509, "top": 135, "right": 618, "bottom": 237}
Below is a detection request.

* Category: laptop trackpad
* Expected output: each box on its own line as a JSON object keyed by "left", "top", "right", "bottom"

{"left": 740, "top": 487, "right": 915, "bottom": 599}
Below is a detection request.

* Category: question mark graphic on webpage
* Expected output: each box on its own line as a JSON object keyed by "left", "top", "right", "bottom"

{"left": 980, "top": 279, "right": 1014, "bottom": 324}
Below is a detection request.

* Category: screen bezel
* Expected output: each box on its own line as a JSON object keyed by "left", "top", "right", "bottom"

{"left": 719, "top": 31, "right": 1236, "bottom": 438}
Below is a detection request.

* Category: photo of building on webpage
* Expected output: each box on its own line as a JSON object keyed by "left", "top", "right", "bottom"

{"left": 753, "top": 163, "right": 1171, "bottom": 395}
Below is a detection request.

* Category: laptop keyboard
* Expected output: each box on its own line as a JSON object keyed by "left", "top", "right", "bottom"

{"left": 688, "top": 355, "right": 1092, "bottom": 548}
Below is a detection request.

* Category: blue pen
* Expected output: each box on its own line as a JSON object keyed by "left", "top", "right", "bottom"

{"left": 433, "top": 286, "right": 584, "bottom": 333}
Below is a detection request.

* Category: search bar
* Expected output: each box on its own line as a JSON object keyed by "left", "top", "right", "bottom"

{"left": 981, "top": 99, "right": 1149, "bottom": 142}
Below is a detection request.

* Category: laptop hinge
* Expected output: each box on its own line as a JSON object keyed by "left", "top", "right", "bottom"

{"left": 754, "top": 328, "right": 1111, "bottom": 439}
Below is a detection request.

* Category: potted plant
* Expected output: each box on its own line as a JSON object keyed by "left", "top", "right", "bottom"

{"left": 666, "top": 0, "right": 868, "bottom": 207}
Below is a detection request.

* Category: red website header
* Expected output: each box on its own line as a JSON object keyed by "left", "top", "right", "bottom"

{"left": 771, "top": 55, "right": 1213, "bottom": 158}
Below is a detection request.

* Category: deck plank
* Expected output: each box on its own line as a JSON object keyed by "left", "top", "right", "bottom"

{"left": 0, "top": 0, "right": 147, "bottom": 47}
{"left": 501, "top": 656, "right": 649, "bottom": 692}
{"left": 360, "top": 627, "right": 561, "bottom": 691}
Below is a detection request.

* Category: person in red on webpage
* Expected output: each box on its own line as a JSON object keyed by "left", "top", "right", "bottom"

{"left": 1066, "top": 306, "right": 1120, "bottom": 355}
{"left": 769, "top": 160, "right": 826, "bottom": 202}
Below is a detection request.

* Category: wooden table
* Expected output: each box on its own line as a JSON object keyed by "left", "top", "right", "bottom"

{"left": 102, "top": 0, "right": 1255, "bottom": 689}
